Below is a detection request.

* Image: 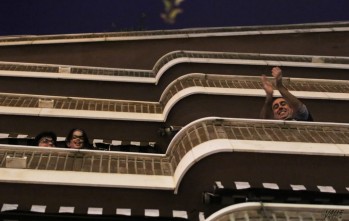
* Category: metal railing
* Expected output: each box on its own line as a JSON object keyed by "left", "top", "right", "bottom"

{"left": 0, "top": 145, "right": 171, "bottom": 175}
{"left": 1, "top": 21, "right": 348, "bottom": 44}
{"left": 205, "top": 202, "right": 349, "bottom": 221}
{"left": 0, "top": 118, "right": 347, "bottom": 177}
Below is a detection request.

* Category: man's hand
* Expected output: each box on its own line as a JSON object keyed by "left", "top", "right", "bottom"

{"left": 260, "top": 74, "right": 274, "bottom": 119}
{"left": 271, "top": 66, "right": 282, "bottom": 83}
{"left": 261, "top": 74, "right": 273, "bottom": 97}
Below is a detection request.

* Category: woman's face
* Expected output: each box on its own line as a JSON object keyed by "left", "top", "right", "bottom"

{"left": 68, "top": 130, "right": 84, "bottom": 149}
{"left": 38, "top": 136, "right": 55, "bottom": 147}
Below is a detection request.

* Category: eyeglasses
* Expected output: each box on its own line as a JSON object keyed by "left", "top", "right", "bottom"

{"left": 39, "top": 137, "right": 54, "bottom": 144}
{"left": 72, "top": 135, "right": 84, "bottom": 140}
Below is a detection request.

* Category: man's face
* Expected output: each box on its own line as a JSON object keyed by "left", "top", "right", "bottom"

{"left": 68, "top": 130, "right": 84, "bottom": 149}
{"left": 38, "top": 137, "right": 55, "bottom": 147}
{"left": 272, "top": 98, "right": 293, "bottom": 120}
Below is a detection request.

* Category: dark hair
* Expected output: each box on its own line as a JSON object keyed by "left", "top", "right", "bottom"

{"left": 34, "top": 131, "right": 57, "bottom": 146}
{"left": 65, "top": 128, "right": 91, "bottom": 149}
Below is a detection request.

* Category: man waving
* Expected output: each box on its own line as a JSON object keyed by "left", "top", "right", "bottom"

{"left": 260, "top": 67, "right": 313, "bottom": 121}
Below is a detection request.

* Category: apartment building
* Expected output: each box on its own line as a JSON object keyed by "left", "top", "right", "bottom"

{"left": 0, "top": 20, "right": 349, "bottom": 220}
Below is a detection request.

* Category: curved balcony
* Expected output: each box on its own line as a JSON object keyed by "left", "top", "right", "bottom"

{"left": 0, "top": 117, "right": 348, "bottom": 192}
{"left": 1, "top": 51, "right": 348, "bottom": 101}
{"left": 1, "top": 21, "right": 348, "bottom": 46}
{"left": 0, "top": 22, "right": 348, "bottom": 71}
{"left": 205, "top": 202, "right": 349, "bottom": 221}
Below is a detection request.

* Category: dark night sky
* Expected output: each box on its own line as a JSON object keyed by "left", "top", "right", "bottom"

{"left": 0, "top": 0, "right": 349, "bottom": 36}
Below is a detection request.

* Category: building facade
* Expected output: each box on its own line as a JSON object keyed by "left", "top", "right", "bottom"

{"left": 0, "top": 21, "right": 349, "bottom": 220}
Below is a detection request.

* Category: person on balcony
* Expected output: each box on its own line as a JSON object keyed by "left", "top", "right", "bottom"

{"left": 260, "top": 67, "right": 313, "bottom": 121}
{"left": 65, "top": 128, "right": 92, "bottom": 149}
{"left": 34, "top": 131, "right": 57, "bottom": 147}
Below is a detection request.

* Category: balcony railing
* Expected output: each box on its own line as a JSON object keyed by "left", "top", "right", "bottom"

{"left": 0, "top": 118, "right": 348, "bottom": 178}
{"left": 1, "top": 21, "right": 348, "bottom": 45}
{"left": 205, "top": 202, "right": 349, "bottom": 221}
